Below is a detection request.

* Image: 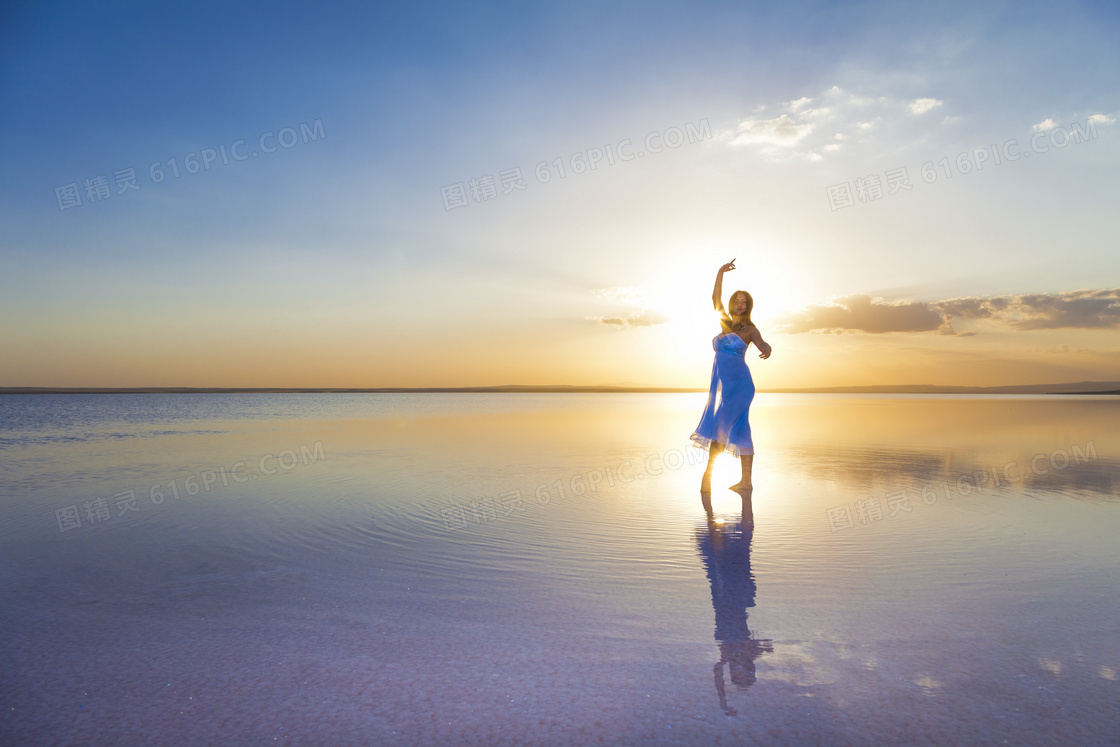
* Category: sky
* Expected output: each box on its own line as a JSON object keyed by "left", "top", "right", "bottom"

{"left": 1, "top": 0, "right": 1118, "bottom": 389}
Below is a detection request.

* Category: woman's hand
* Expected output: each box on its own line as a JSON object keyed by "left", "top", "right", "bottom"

{"left": 719, "top": 259, "right": 736, "bottom": 273}
{"left": 751, "top": 331, "right": 772, "bottom": 359}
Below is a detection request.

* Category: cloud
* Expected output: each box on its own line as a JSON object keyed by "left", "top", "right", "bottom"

{"left": 589, "top": 309, "right": 669, "bottom": 328}
{"left": 1076, "top": 347, "right": 1120, "bottom": 358}
{"left": 909, "top": 98, "right": 943, "bottom": 115}
{"left": 798, "top": 106, "right": 834, "bottom": 121}
{"left": 785, "top": 97, "right": 813, "bottom": 112}
{"left": 932, "top": 291, "right": 1120, "bottom": 330}
{"left": 722, "top": 86, "right": 950, "bottom": 161}
{"left": 589, "top": 286, "right": 668, "bottom": 328}
{"left": 984, "top": 289, "right": 1120, "bottom": 330}
{"left": 593, "top": 286, "right": 642, "bottom": 303}
{"left": 778, "top": 295, "right": 945, "bottom": 334}
{"left": 719, "top": 91, "right": 1111, "bottom": 163}
{"left": 780, "top": 289, "right": 1120, "bottom": 334}
{"left": 730, "top": 114, "right": 813, "bottom": 147}
{"left": 1034, "top": 113, "right": 1112, "bottom": 133}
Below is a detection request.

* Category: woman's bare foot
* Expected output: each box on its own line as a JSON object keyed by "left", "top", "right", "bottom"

{"left": 732, "top": 455, "right": 754, "bottom": 493}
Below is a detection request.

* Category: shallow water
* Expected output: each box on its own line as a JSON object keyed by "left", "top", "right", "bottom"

{"left": 1, "top": 393, "right": 1118, "bottom": 744}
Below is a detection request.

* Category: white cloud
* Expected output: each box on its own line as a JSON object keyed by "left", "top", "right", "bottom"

{"left": 908, "top": 98, "right": 943, "bottom": 115}
{"left": 1088, "top": 113, "right": 1116, "bottom": 125}
{"left": 725, "top": 87, "right": 950, "bottom": 161}
{"left": 1032, "top": 118, "right": 1057, "bottom": 131}
{"left": 798, "top": 106, "right": 833, "bottom": 121}
{"left": 730, "top": 114, "right": 813, "bottom": 147}
{"left": 594, "top": 286, "right": 643, "bottom": 303}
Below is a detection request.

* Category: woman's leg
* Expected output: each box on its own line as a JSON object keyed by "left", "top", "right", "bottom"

{"left": 730, "top": 454, "right": 753, "bottom": 491}
{"left": 701, "top": 442, "right": 724, "bottom": 492}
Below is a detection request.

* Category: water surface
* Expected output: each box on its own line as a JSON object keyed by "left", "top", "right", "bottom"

{"left": 1, "top": 393, "right": 1117, "bottom": 744}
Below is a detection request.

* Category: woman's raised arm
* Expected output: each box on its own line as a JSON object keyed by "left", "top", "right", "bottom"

{"left": 712, "top": 259, "right": 735, "bottom": 312}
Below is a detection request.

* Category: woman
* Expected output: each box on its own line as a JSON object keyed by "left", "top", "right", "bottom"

{"left": 691, "top": 259, "right": 772, "bottom": 492}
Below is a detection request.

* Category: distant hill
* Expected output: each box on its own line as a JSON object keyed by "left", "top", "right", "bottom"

{"left": 760, "top": 381, "right": 1120, "bottom": 394}
{"left": 0, "top": 385, "right": 705, "bottom": 394}
{"left": 2, "top": 381, "right": 1119, "bottom": 395}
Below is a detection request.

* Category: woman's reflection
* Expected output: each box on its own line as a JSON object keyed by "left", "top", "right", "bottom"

{"left": 698, "top": 490, "right": 773, "bottom": 715}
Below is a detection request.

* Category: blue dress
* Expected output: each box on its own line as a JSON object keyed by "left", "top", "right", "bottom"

{"left": 691, "top": 333, "right": 755, "bottom": 457}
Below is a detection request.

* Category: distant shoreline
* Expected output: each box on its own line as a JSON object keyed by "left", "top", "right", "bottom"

{"left": 2, "top": 384, "right": 1119, "bottom": 395}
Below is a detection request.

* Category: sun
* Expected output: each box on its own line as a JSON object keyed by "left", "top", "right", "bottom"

{"left": 612, "top": 242, "right": 799, "bottom": 387}
{"left": 643, "top": 244, "right": 798, "bottom": 334}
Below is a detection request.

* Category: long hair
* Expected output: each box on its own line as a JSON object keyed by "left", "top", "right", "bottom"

{"left": 720, "top": 290, "right": 754, "bottom": 333}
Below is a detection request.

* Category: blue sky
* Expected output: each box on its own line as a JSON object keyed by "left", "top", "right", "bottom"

{"left": 2, "top": 0, "right": 1118, "bottom": 387}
